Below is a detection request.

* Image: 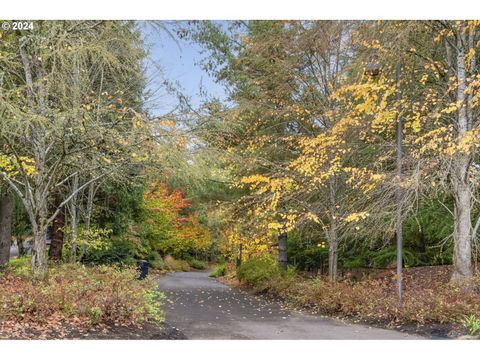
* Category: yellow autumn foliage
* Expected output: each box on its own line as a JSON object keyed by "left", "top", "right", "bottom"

{"left": 0, "top": 154, "right": 36, "bottom": 178}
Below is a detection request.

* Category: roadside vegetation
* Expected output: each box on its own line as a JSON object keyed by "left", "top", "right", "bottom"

{"left": 0, "top": 258, "right": 163, "bottom": 338}
{"left": 230, "top": 256, "right": 480, "bottom": 336}
{"left": 209, "top": 264, "right": 227, "bottom": 278}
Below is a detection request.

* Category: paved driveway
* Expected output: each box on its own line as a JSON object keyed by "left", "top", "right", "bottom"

{"left": 157, "top": 271, "right": 424, "bottom": 340}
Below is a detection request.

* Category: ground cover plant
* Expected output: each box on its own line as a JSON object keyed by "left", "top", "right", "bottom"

{"left": 0, "top": 261, "right": 164, "bottom": 339}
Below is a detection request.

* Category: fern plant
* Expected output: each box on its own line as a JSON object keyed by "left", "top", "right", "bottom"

{"left": 462, "top": 315, "right": 480, "bottom": 336}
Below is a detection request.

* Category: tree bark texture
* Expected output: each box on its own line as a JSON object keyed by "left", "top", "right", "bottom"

{"left": 278, "top": 231, "right": 288, "bottom": 270}
{"left": 0, "top": 193, "right": 13, "bottom": 267}
{"left": 48, "top": 195, "right": 65, "bottom": 261}
{"left": 451, "top": 31, "right": 473, "bottom": 282}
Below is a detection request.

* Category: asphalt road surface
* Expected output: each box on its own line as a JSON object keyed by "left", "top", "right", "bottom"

{"left": 157, "top": 271, "right": 424, "bottom": 340}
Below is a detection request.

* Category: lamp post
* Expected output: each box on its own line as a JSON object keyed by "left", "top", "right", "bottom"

{"left": 236, "top": 243, "right": 243, "bottom": 268}
{"left": 365, "top": 58, "right": 403, "bottom": 306}
{"left": 394, "top": 62, "right": 403, "bottom": 306}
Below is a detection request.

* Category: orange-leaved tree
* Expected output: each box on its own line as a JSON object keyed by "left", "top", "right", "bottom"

{"left": 139, "top": 181, "right": 212, "bottom": 259}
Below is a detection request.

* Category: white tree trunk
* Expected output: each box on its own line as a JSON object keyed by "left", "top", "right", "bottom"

{"left": 451, "top": 30, "right": 473, "bottom": 282}
{"left": 30, "top": 195, "right": 48, "bottom": 277}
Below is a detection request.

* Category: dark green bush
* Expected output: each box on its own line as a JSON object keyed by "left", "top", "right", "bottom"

{"left": 342, "top": 256, "right": 365, "bottom": 269}
{"left": 342, "top": 246, "right": 421, "bottom": 269}
{"left": 370, "top": 247, "right": 420, "bottom": 268}
{"left": 286, "top": 230, "right": 328, "bottom": 271}
{"left": 148, "top": 252, "right": 166, "bottom": 270}
{"left": 95, "top": 182, "right": 145, "bottom": 236}
{"left": 237, "top": 255, "right": 279, "bottom": 286}
{"left": 83, "top": 237, "right": 134, "bottom": 265}
{"left": 236, "top": 255, "right": 297, "bottom": 293}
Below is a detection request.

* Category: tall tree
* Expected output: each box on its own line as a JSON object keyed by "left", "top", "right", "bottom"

{"left": 189, "top": 21, "right": 357, "bottom": 278}
{"left": 0, "top": 21, "right": 148, "bottom": 276}
{"left": 330, "top": 20, "right": 480, "bottom": 283}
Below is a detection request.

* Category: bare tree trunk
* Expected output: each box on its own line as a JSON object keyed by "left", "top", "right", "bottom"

{"left": 452, "top": 180, "right": 473, "bottom": 281}
{"left": 69, "top": 173, "right": 79, "bottom": 263}
{"left": 328, "top": 222, "right": 338, "bottom": 281}
{"left": 0, "top": 193, "right": 13, "bottom": 267}
{"left": 30, "top": 197, "right": 48, "bottom": 277}
{"left": 80, "top": 181, "right": 95, "bottom": 259}
{"left": 327, "top": 177, "right": 339, "bottom": 281}
{"left": 20, "top": 41, "right": 49, "bottom": 277}
{"left": 17, "top": 238, "right": 26, "bottom": 257}
{"left": 451, "top": 31, "right": 473, "bottom": 282}
{"left": 278, "top": 231, "right": 288, "bottom": 270}
{"left": 30, "top": 143, "right": 49, "bottom": 277}
{"left": 84, "top": 181, "right": 95, "bottom": 230}
{"left": 48, "top": 194, "right": 64, "bottom": 262}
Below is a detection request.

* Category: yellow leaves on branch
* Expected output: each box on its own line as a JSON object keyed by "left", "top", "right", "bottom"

{"left": 269, "top": 211, "right": 298, "bottom": 233}
{"left": 370, "top": 109, "right": 396, "bottom": 134}
{"left": 220, "top": 226, "right": 273, "bottom": 261}
{"left": 466, "top": 48, "right": 476, "bottom": 71}
{"left": 453, "top": 130, "right": 480, "bottom": 156}
{"left": 267, "top": 222, "right": 284, "bottom": 231}
{"left": 408, "top": 112, "right": 422, "bottom": 133}
{"left": 240, "top": 174, "right": 270, "bottom": 196}
{"left": 160, "top": 118, "right": 175, "bottom": 128}
{"left": 306, "top": 212, "right": 320, "bottom": 224}
{"left": 240, "top": 174, "right": 297, "bottom": 214}
{"left": 414, "top": 126, "right": 452, "bottom": 156}
{"left": 361, "top": 39, "right": 384, "bottom": 51}
{"left": 423, "top": 61, "right": 447, "bottom": 80}
{"left": 333, "top": 82, "right": 398, "bottom": 136}
{"left": 434, "top": 28, "right": 454, "bottom": 43}
{"left": 344, "top": 167, "right": 386, "bottom": 194}
{"left": 241, "top": 175, "right": 295, "bottom": 194}
{"left": 344, "top": 211, "right": 370, "bottom": 223}
{"left": 290, "top": 133, "right": 348, "bottom": 183}
{"left": 240, "top": 174, "right": 270, "bottom": 187}
{"left": 465, "top": 20, "right": 480, "bottom": 34}
{"left": 176, "top": 136, "right": 186, "bottom": 149}
{"left": 0, "top": 154, "right": 36, "bottom": 178}
{"left": 132, "top": 116, "right": 142, "bottom": 128}
{"left": 441, "top": 101, "right": 461, "bottom": 115}
{"left": 414, "top": 126, "right": 480, "bottom": 158}
{"left": 420, "top": 74, "right": 429, "bottom": 85}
